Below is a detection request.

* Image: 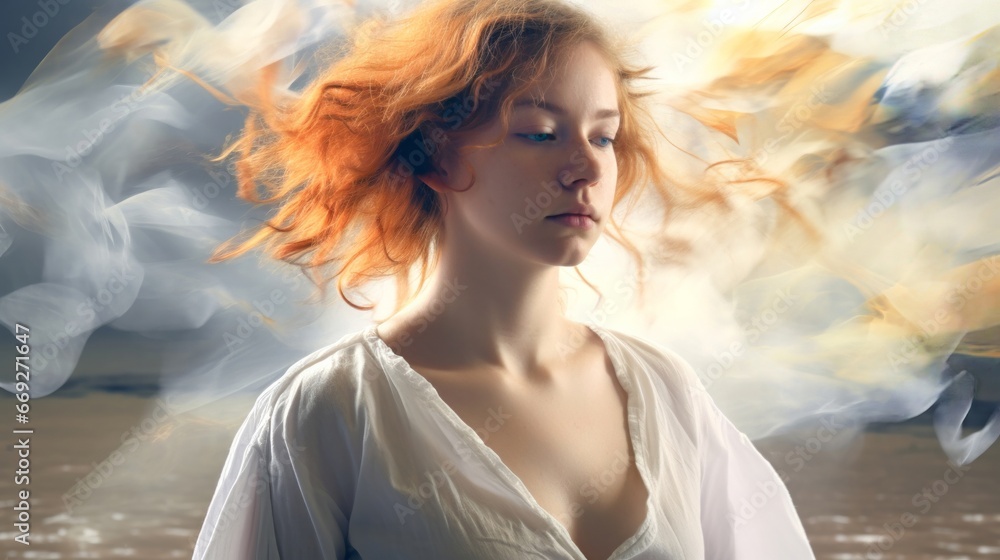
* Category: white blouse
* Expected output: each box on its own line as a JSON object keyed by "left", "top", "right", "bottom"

{"left": 192, "top": 323, "right": 816, "bottom": 559}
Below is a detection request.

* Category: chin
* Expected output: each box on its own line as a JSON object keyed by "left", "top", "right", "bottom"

{"left": 537, "top": 246, "right": 594, "bottom": 268}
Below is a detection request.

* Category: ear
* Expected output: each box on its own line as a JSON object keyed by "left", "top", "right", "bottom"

{"left": 417, "top": 165, "right": 450, "bottom": 194}
{"left": 416, "top": 144, "right": 459, "bottom": 194}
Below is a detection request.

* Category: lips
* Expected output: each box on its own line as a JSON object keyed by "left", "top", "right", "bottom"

{"left": 546, "top": 204, "right": 597, "bottom": 220}
{"left": 545, "top": 213, "right": 596, "bottom": 229}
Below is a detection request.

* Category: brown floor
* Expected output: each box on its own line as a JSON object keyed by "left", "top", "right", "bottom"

{"left": 1, "top": 392, "right": 997, "bottom": 558}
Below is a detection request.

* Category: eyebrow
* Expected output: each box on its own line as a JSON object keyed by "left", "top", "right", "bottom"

{"left": 512, "top": 98, "right": 620, "bottom": 120}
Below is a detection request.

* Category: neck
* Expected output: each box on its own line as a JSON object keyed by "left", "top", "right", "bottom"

{"left": 379, "top": 233, "right": 581, "bottom": 379}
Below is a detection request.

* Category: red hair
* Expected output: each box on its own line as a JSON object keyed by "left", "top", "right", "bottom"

{"left": 194, "top": 0, "right": 691, "bottom": 312}
{"left": 95, "top": 0, "right": 811, "bottom": 316}
{"left": 94, "top": 0, "right": 1000, "bottom": 363}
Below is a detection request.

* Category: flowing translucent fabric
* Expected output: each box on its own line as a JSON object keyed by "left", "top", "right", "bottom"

{"left": 192, "top": 323, "right": 814, "bottom": 559}
{"left": 1, "top": 0, "right": 1000, "bottom": 554}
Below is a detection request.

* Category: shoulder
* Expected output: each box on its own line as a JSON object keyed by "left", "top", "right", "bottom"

{"left": 594, "top": 324, "right": 723, "bottom": 456}
{"left": 593, "top": 324, "right": 707, "bottom": 396}
{"left": 252, "top": 327, "right": 383, "bottom": 430}
{"left": 594, "top": 325, "right": 748, "bottom": 453}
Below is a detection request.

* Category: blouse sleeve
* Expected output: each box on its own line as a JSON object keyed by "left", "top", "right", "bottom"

{"left": 192, "top": 387, "right": 282, "bottom": 559}
{"left": 693, "top": 383, "right": 816, "bottom": 559}
{"left": 193, "top": 364, "right": 356, "bottom": 560}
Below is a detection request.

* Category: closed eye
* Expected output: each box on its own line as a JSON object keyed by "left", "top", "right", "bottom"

{"left": 519, "top": 132, "right": 616, "bottom": 148}
{"left": 595, "top": 136, "right": 616, "bottom": 148}
{"left": 522, "top": 132, "right": 556, "bottom": 143}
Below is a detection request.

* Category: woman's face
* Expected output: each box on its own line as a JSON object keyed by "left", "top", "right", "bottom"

{"left": 428, "top": 40, "right": 621, "bottom": 268}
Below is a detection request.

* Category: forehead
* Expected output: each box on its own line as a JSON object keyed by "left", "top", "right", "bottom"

{"left": 453, "top": 42, "right": 620, "bottom": 149}
{"left": 510, "top": 97, "right": 620, "bottom": 121}
{"left": 510, "top": 41, "right": 619, "bottom": 118}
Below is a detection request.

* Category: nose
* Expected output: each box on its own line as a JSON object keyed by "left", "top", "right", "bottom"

{"left": 557, "top": 138, "right": 607, "bottom": 190}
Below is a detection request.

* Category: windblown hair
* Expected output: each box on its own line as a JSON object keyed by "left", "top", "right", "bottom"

{"left": 192, "top": 0, "right": 689, "bottom": 312}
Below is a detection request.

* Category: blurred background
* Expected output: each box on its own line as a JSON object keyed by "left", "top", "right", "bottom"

{"left": 1, "top": 0, "right": 998, "bottom": 558}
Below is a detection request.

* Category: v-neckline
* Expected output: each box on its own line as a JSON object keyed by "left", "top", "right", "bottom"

{"left": 365, "top": 321, "right": 655, "bottom": 560}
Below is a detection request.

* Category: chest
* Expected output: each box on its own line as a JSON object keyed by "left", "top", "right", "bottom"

{"left": 418, "top": 356, "right": 650, "bottom": 558}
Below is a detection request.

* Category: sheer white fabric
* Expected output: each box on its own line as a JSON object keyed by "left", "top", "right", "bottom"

{"left": 193, "top": 323, "right": 815, "bottom": 559}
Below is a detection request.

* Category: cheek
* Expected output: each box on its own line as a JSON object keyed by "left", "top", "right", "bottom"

{"left": 472, "top": 162, "right": 531, "bottom": 211}
{"left": 459, "top": 180, "right": 519, "bottom": 227}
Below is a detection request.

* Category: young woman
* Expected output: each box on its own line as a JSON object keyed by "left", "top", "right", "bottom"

{"left": 191, "top": 0, "right": 815, "bottom": 558}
